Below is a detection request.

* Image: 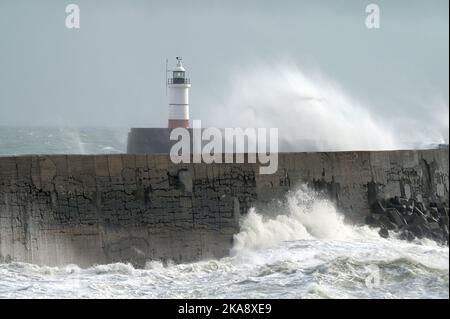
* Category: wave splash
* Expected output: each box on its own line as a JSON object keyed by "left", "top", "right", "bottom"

{"left": 232, "top": 186, "right": 379, "bottom": 254}
{"left": 210, "top": 63, "right": 448, "bottom": 151}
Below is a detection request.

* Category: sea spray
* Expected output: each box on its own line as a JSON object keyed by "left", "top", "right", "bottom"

{"left": 232, "top": 186, "right": 379, "bottom": 255}
{"left": 209, "top": 63, "right": 448, "bottom": 151}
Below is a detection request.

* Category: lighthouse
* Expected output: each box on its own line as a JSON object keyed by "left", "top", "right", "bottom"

{"left": 167, "top": 57, "right": 191, "bottom": 128}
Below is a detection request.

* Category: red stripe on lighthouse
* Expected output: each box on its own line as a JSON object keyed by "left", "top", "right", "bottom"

{"left": 168, "top": 119, "right": 189, "bottom": 129}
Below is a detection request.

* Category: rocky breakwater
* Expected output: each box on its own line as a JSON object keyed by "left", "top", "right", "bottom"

{"left": 366, "top": 197, "right": 449, "bottom": 244}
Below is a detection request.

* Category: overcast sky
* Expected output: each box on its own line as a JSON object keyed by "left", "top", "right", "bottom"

{"left": 0, "top": 0, "right": 448, "bottom": 135}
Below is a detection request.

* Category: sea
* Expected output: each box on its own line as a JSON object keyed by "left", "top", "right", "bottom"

{"left": 0, "top": 127, "right": 448, "bottom": 299}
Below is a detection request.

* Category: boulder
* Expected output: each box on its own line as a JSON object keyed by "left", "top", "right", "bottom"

{"left": 427, "top": 222, "right": 441, "bottom": 231}
{"left": 413, "top": 206, "right": 426, "bottom": 217}
{"left": 377, "top": 197, "right": 449, "bottom": 245}
{"left": 439, "top": 215, "right": 449, "bottom": 228}
{"left": 427, "top": 216, "right": 439, "bottom": 223}
{"left": 430, "top": 207, "right": 439, "bottom": 219}
{"left": 390, "top": 196, "right": 401, "bottom": 206}
{"left": 371, "top": 201, "right": 386, "bottom": 214}
{"left": 378, "top": 215, "right": 398, "bottom": 230}
{"left": 379, "top": 228, "right": 389, "bottom": 238}
{"left": 387, "top": 208, "right": 406, "bottom": 227}
{"left": 402, "top": 210, "right": 415, "bottom": 224}
{"left": 395, "top": 205, "right": 407, "bottom": 213}
{"left": 407, "top": 225, "right": 424, "bottom": 239}
{"left": 396, "top": 197, "right": 409, "bottom": 206}
{"left": 365, "top": 215, "right": 380, "bottom": 227}
{"left": 411, "top": 214, "right": 428, "bottom": 227}
{"left": 438, "top": 207, "right": 449, "bottom": 218}
{"left": 416, "top": 202, "right": 426, "bottom": 214}
{"left": 400, "top": 230, "right": 415, "bottom": 242}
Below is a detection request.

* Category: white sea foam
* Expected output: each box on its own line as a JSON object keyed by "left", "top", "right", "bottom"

{"left": 232, "top": 186, "right": 379, "bottom": 254}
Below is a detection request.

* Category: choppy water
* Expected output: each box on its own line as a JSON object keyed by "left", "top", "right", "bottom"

{"left": 0, "top": 127, "right": 127, "bottom": 155}
{"left": 0, "top": 127, "right": 448, "bottom": 299}
{"left": 0, "top": 238, "right": 448, "bottom": 299}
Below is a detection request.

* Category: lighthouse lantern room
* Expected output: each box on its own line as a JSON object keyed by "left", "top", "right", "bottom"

{"left": 167, "top": 57, "right": 191, "bottom": 128}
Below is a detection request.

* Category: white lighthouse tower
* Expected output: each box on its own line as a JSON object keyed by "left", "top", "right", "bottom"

{"left": 167, "top": 57, "right": 191, "bottom": 128}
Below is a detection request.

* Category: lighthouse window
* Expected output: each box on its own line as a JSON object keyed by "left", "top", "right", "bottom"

{"left": 174, "top": 72, "right": 184, "bottom": 78}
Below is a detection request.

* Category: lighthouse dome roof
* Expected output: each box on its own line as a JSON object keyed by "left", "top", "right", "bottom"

{"left": 174, "top": 59, "right": 185, "bottom": 72}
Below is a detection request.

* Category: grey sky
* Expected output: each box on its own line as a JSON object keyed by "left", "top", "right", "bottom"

{"left": 0, "top": 0, "right": 448, "bottom": 133}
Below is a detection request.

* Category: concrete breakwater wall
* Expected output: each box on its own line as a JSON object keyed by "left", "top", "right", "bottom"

{"left": 0, "top": 149, "right": 448, "bottom": 267}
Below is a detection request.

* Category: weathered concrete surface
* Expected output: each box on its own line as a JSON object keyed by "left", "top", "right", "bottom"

{"left": 0, "top": 149, "right": 448, "bottom": 267}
